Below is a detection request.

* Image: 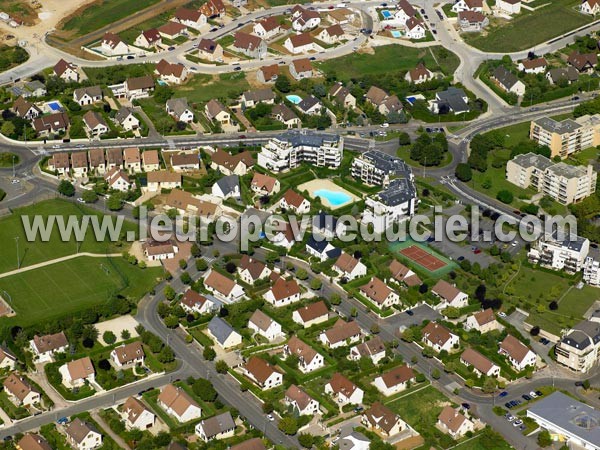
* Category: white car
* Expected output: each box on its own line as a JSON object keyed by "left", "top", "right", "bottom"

{"left": 266, "top": 414, "right": 274, "bottom": 421}
{"left": 380, "top": 122, "right": 389, "bottom": 128}
{"left": 11, "top": 179, "right": 19, "bottom": 184}
{"left": 511, "top": 241, "right": 518, "bottom": 247}
{"left": 529, "top": 391, "right": 537, "bottom": 398}
{"left": 52, "top": 144, "right": 60, "bottom": 149}
{"left": 506, "top": 415, "right": 515, "bottom": 422}
{"left": 513, "top": 420, "right": 523, "bottom": 427}
{"left": 76, "top": 198, "right": 85, "bottom": 204}
{"left": 498, "top": 312, "right": 507, "bottom": 318}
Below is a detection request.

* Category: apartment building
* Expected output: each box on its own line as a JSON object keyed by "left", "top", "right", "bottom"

{"left": 506, "top": 152, "right": 597, "bottom": 205}
{"left": 529, "top": 114, "right": 600, "bottom": 159}
{"left": 583, "top": 257, "right": 600, "bottom": 287}
{"left": 555, "top": 315, "right": 600, "bottom": 373}
{"left": 528, "top": 235, "right": 589, "bottom": 273}
{"left": 362, "top": 177, "right": 418, "bottom": 234}
{"left": 351, "top": 151, "right": 413, "bottom": 186}
{"left": 257, "top": 130, "right": 343, "bottom": 172}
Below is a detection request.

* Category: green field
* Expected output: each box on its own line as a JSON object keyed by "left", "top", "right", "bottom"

{"left": 174, "top": 72, "right": 251, "bottom": 103}
{"left": 0, "top": 199, "right": 137, "bottom": 274}
{"left": 464, "top": 0, "right": 592, "bottom": 52}
{"left": 0, "top": 256, "right": 161, "bottom": 326}
{"left": 0, "top": 153, "right": 19, "bottom": 168}
{"left": 0, "top": 45, "right": 29, "bottom": 73}
{"left": 59, "top": 0, "right": 161, "bottom": 37}
{"left": 316, "top": 45, "right": 460, "bottom": 81}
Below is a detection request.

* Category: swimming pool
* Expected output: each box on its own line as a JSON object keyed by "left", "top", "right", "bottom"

{"left": 286, "top": 94, "right": 302, "bottom": 105}
{"left": 314, "top": 189, "right": 352, "bottom": 207}
{"left": 381, "top": 9, "right": 392, "bottom": 19}
{"left": 156, "top": 80, "right": 168, "bottom": 86}
{"left": 391, "top": 30, "right": 402, "bottom": 38}
{"left": 47, "top": 101, "right": 62, "bottom": 112}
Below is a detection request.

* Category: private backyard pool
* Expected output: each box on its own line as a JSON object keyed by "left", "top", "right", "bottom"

{"left": 286, "top": 94, "right": 302, "bottom": 105}
{"left": 381, "top": 9, "right": 393, "bottom": 19}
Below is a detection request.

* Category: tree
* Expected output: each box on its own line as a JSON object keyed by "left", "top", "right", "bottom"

{"left": 496, "top": 190, "right": 514, "bottom": 204}
{"left": 262, "top": 401, "right": 274, "bottom": 413}
{"left": 549, "top": 300, "right": 558, "bottom": 310}
{"left": 431, "top": 368, "right": 441, "bottom": 379}
{"left": 191, "top": 243, "right": 201, "bottom": 258}
{"left": 370, "top": 323, "right": 380, "bottom": 334}
{"left": 455, "top": 163, "right": 473, "bottom": 182}
{"left": 529, "top": 326, "right": 540, "bottom": 336}
{"left": 158, "top": 346, "right": 175, "bottom": 363}
{"left": 278, "top": 417, "right": 298, "bottom": 435}
{"left": 310, "top": 278, "right": 322, "bottom": 290}
{"left": 225, "top": 261, "right": 236, "bottom": 273}
{"left": 330, "top": 293, "right": 341, "bottom": 305}
{"left": 164, "top": 315, "right": 179, "bottom": 328}
{"left": 401, "top": 328, "right": 416, "bottom": 342}
{"left": 215, "top": 359, "right": 228, "bottom": 374}
{"left": 57, "top": 180, "right": 75, "bottom": 197}
{"left": 82, "top": 190, "right": 98, "bottom": 203}
{"left": 298, "top": 433, "right": 315, "bottom": 448}
{"left": 537, "top": 430, "right": 552, "bottom": 447}
{"left": 482, "top": 377, "right": 497, "bottom": 393}
{"left": 203, "top": 346, "right": 216, "bottom": 361}
{"left": 121, "top": 329, "right": 131, "bottom": 340}
{"left": 398, "top": 131, "right": 411, "bottom": 146}
{"left": 1, "top": 121, "right": 15, "bottom": 137}
{"left": 196, "top": 258, "right": 208, "bottom": 271}
{"left": 582, "top": 379, "right": 591, "bottom": 390}
{"left": 193, "top": 378, "right": 217, "bottom": 402}
{"left": 179, "top": 259, "right": 188, "bottom": 270}
{"left": 275, "top": 75, "right": 291, "bottom": 93}
{"left": 164, "top": 285, "right": 176, "bottom": 301}
{"left": 180, "top": 272, "right": 192, "bottom": 285}
{"left": 296, "top": 269, "right": 308, "bottom": 280}
{"left": 103, "top": 331, "right": 116, "bottom": 345}
{"left": 107, "top": 194, "right": 124, "bottom": 211}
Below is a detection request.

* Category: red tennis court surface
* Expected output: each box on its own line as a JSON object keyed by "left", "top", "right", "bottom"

{"left": 399, "top": 245, "right": 447, "bottom": 271}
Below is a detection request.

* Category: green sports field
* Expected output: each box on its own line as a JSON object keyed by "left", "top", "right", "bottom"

{"left": 0, "top": 256, "right": 161, "bottom": 326}
{"left": 389, "top": 238, "right": 457, "bottom": 277}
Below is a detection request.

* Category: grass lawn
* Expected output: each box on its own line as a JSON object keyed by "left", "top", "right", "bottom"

{"left": 0, "top": 46, "right": 29, "bottom": 74}
{"left": 463, "top": 0, "right": 592, "bottom": 52}
{"left": 174, "top": 72, "right": 250, "bottom": 103}
{"left": 0, "top": 257, "right": 161, "bottom": 327}
{"left": 452, "top": 433, "right": 512, "bottom": 450}
{"left": 316, "top": 45, "right": 460, "bottom": 81}
{"left": 0, "top": 152, "right": 19, "bottom": 168}
{"left": 59, "top": 0, "right": 161, "bottom": 38}
{"left": 0, "top": 199, "right": 138, "bottom": 274}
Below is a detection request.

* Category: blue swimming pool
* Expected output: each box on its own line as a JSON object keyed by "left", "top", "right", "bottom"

{"left": 286, "top": 94, "right": 302, "bottom": 105}
{"left": 381, "top": 9, "right": 392, "bottom": 19}
{"left": 314, "top": 189, "right": 352, "bottom": 206}
{"left": 391, "top": 30, "right": 402, "bottom": 38}
{"left": 156, "top": 79, "right": 168, "bottom": 86}
{"left": 47, "top": 101, "right": 62, "bottom": 111}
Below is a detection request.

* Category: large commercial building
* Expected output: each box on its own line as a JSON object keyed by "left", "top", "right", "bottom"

{"left": 527, "top": 392, "right": 600, "bottom": 449}
{"left": 555, "top": 313, "right": 600, "bottom": 373}
{"left": 351, "top": 151, "right": 413, "bottom": 186}
{"left": 529, "top": 114, "right": 600, "bottom": 159}
{"left": 527, "top": 235, "right": 590, "bottom": 273}
{"left": 257, "top": 131, "right": 343, "bottom": 172}
{"left": 506, "top": 152, "right": 597, "bottom": 205}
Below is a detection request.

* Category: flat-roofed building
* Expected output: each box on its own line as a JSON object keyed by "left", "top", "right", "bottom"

{"left": 530, "top": 114, "right": 600, "bottom": 159}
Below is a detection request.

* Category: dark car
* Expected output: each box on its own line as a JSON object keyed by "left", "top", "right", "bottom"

{"left": 127, "top": 55, "right": 135, "bottom": 59}
{"left": 234, "top": 66, "right": 242, "bottom": 71}
{"left": 536, "top": 391, "right": 543, "bottom": 397}
{"left": 432, "top": 29, "right": 437, "bottom": 34}
{"left": 239, "top": 135, "right": 247, "bottom": 139}
{"left": 522, "top": 394, "right": 531, "bottom": 401}
{"left": 575, "top": 381, "right": 584, "bottom": 386}
{"left": 499, "top": 391, "right": 508, "bottom": 398}
{"left": 309, "top": 56, "right": 316, "bottom": 61}
{"left": 405, "top": 310, "right": 414, "bottom": 316}
{"left": 504, "top": 402, "right": 512, "bottom": 409}
{"left": 461, "top": 403, "right": 470, "bottom": 410}
{"left": 457, "top": 256, "right": 465, "bottom": 261}
{"left": 210, "top": 27, "right": 218, "bottom": 32}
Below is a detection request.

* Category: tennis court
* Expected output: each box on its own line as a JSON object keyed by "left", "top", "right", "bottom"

{"left": 389, "top": 239, "right": 457, "bottom": 277}
{"left": 400, "top": 245, "right": 447, "bottom": 271}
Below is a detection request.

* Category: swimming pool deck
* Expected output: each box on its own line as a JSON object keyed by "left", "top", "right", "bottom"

{"left": 298, "top": 179, "right": 360, "bottom": 210}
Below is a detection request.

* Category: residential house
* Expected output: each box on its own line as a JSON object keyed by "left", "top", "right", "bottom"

{"left": 312, "top": 211, "right": 345, "bottom": 239}
{"left": 280, "top": 190, "right": 311, "bottom": 214}
{"left": 581, "top": 0, "right": 600, "bottom": 14}
{"left": 405, "top": 17, "right": 426, "bottom": 39}
{"left": 492, "top": 66, "right": 526, "bottom": 96}
{"left": 146, "top": 170, "right": 180, "bottom": 192}
{"left": 135, "top": 29, "right": 162, "bottom": 48}
{"left": 264, "top": 277, "right": 301, "bottom": 307}
{"left": 422, "top": 322, "right": 460, "bottom": 353}
{"left": 431, "top": 279, "right": 469, "bottom": 310}
{"left": 11, "top": 80, "right": 46, "bottom": 98}
{"left": 498, "top": 335, "right": 537, "bottom": 371}
{"left": 115, "top": 106, "right": 140, "bottom": 131}
{"left": 405, "top": 62, "right": 434, "bottom": 84}
{"left": 284, "top": 32, "right": 315, "bottom": 54}
{"left": 166, "top": 98, "right": 194, "bottom": 123}
{"left": 257, "top": 64, "right": 280, "bottom": 83}
{"left": 158, "top": 384, "right": 202, "bottom": 423}
{"left": 393, "top": 0, "right": 417, "bottom": 24}
{"left": 200, "top": 0, "right": 226, "bottom": 17}
{"left": 250, "top": 172, "right": 280, "bottom": 196}
{"left": 205, "top": 99, "right": 231, "bottom": 126}
{"left": 165, "top": 189, "right": 220, "bottom": 219}
{"left": 123, "top": 147, "right": 141, "bottom": 173}
{"left": 319, "top": 319, "right": 361, "bottom": 348}
{"left": 73, "top": 86, "right": 102, "bottom": 106}
{"left": 298, "top": 95, "right": 322, "bottom": 115}
{"left": 327, "top": 8, "right": 355, "bottom": 24}
{"left": 106, "top": 148, "right": 124, "bottom": 170}
{"left": 248, "top": 310, "right": 283, "bottom": 341}
{"left": 170, "top": 153, "right": 200, "bottom": 171}
{"left": 349, "top": 336, "right": 386, "bottom": 364}
{"left": 464, "top": 308, "right": 500, "bottom": 333}
{"left": 389, "top": 260, "right": 422, "bottom": 287}
{"left": 306, "top": 236, "right": 341, "bottom": 262}
{"left": 242, "top": 356, "right": 283, "bottom": 390}
{"left": 33, "top": 112, "right": 70, "bottom": 136}
{"left": 238, "top": 255, "right": 272, "bottom": 284}
{"left": 65, "top": 418, "right": 102, "bottom": 450}
{"left": 0, "top": 348, "right": 17, "bottom": 371}
{"left": 59, "top": 357, "right": 95, "bottom": 388}
{"left": 104, "top": 168, "right": 132, "bottom": 192}
{"left": 253, "top": 17, "right": 281, "bottom": 39}
{"left": 555, "top": 317, "right": 600, "bottom": 373}
{"left": 204, "top": 270, "right": 245, "bottom": 302}
{"left": 318, "top": 24, "right": 345, "bottom": 44}
{"left": 180, "top": 289, "right": 214, "bottom": 315}
{"left": 430, "top": 87, "right": 470, "bottom": 114}
{"left": 460, "top": 348, "right": 501, "bottom": 377}
{"left": 110, "top": 341, "right": 145, "bottom": 369}
{"left": 284, "top": 384, "right": 320, "bottom": 416}
{"left": 496, "top": 0, "right": 521, "bottom": 14}
{"left": 142, "top": 239, "right": 179, "bottom": 261}
{"left": 547, "top": 67, "right": 580, "bottom": 85}
{"left": 365, "top": 86, "right": 403, "bottom": 116}
{"left": 124, "top": 75, "right": 155, "bottom": 100}
{"left": 452, "top": 0, "right": 483, "bottom": 12}
{"left": 173, "top": 7, "right": 207, "bottom": 30}
{"left": 30, "top": 332, "right": 68, "bottom": 362}
{"left": 373, "top": 365, "right": 415, "bottom": 396}
{"left": 157, "top": 21, "right": 188, "bottom": 40}
{"left": 457, "top": 10, "right": 489, "bottom": 31}
{"left": 195, "top": 411, "right": 236, "bottom": 442}
{"left": 241, "top": 88, "right": 275, "bottom": 109}
{"left": 48, "top": 152, "right": 70, "bottom": 176}
{"left": 518, "top": 57, "right": 548, "bottom": 74}
{"left": 359, "top": 277, "right": 400, "bottom": 309}
{"left": 284, "top": 336, "right": 324, "bottom": 373}
{"left": 155, "top": 59, "right": 188, "bottom": 85}
{"left": 329, "top": 82, "right": 356, "bottom": 108}
{"left": 324, "top": 372, "right": 364, "bottom": 405}
{"left": 333, "top": 252, "right": 367, "bottom": 280}
{"left": 88, "top": 148, "right": 106, "bottom": 174}
{"left": 54, "top": 59, "right": 79, "bottom": 82}
{"left": 272, "top": 104, "right": 301, "bottom": 128}
{"left": 101, "top": 32, "right": 129, "bottom": 55}
{"left": 289, "top": 58, "right": 314, "bottom": 80}
{"left": 142, "top": 150, "right": 160, "bottom": 171}
{"left": 121, "top": 396, "right": 155, "bottom": 430}
{"left": 232, "top": 32, "right": 267, "bottom": 59}
{"left": 291, "top": 6, "right": 321, "bottom": 31}
{"left": 16, "top": 434, "right": 52, "bottom": 450}
{"left": 438, "top": 407, "right": 474, "bottom": 439}
{"left": 211, "top": 149, "right": 254, "bottom": 175}
{"left": 197, "top": 38, "right": 223, "bottom": 62}
{"left": 3, "top": 373, "right": 40, "bottom": 406}
{"left": 362, "top": 402, "right": 407, "bottom": 437}
{"left": 292, "top": 301, "right": 329, "bottom": 328}
{"left": 12, "top": 97, "right": 41, "bottom": 119}
{"left": 212, "top": 174, "right": 240, "bottom": 199}
{"left": 567, "top": 51, "right": 598, "bottom": 73}
{"left": 83, "top": 111, "right": 108, "bottom": 137}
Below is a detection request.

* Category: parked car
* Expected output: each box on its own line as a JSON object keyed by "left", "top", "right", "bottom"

{"left": 266, "top": 414, "right": 274, "bottom": 421}
{"left": 457, "top": 256, "right": 465, "bottom": 261}
{"left": 499, "top": 391, "right": 508, "bottom": 398}
{"left": 529, "top": 391, "right": 537, "bottom": 398}
{"left": 522, "top": 394, "right": 531, "bottom": 401}
{"left": 505, "top": 414, "right": 514, "bottom": 422}
{"left": 504, "top": 402, "right": 512, "bottom": 409}
{"left": 513, "top": 420, "right": 523, "bottom": 427}
{"left": 498, "top": 312, "right": 507, "bottom": 318}
{"left": 461, "top": 403, "right": 470, "bottom": 410}
{"left": 405, "top": 310, "right": 414, "bottom": 316}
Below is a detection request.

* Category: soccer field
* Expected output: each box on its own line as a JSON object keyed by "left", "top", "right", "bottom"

{"left": 0, "top": 257, "right": 161, "bottom": 326}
